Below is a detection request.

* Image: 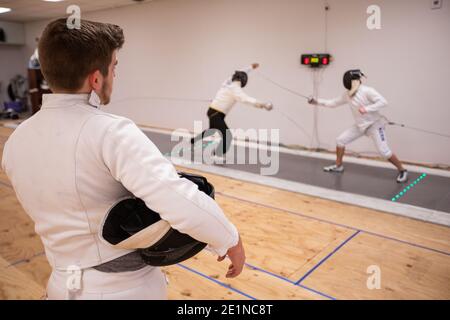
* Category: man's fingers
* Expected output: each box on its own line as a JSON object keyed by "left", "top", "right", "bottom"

{"left": 227, "top": 266, "right": 243, "bottom": 278}
{"left": 225, "top": 261, "right": 244, "bottom": 278}
{"left": 217, "top": 255, "right": 226, "bottom": 262}
{"left": 226, "top": 265, "right": 236, "bottom": 278}
{"left": 221, "top": 234, "right": 245, "bottom": 278}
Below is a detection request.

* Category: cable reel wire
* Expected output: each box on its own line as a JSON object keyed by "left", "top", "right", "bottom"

{"left": 255, "top": 71, "right": 314, "bottom": 141}
{"left": 275, "top": 107, "right": 313, "bottom": 141}
{"left": 381, "top": 116, "right": 450, "bottom": 139}
{"left": 257, "top": 70, "right": 450, "bottom": 141}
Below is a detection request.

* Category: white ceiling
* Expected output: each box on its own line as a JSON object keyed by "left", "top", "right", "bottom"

{"left": 0, "top": 0, "right": 154, "bottom": 23}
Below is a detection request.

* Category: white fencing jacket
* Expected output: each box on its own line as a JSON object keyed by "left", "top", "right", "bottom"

{"left": 317, "top": 85, "right": 388, "bottom": 132}
{"left": 1, "top": 93, "right": 239, "bottom": 270}
{"left": 210, "top": 65, "right": 263, "bottom": 114}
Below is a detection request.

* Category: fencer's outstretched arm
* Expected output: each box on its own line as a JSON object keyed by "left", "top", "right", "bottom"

{"left": 239, "top": 64, "right": 256, "bottom": 74}
{"left": 316, "top": 93, "right": 348, "bottom": 108}
{"left": 231, "top": 85, "right": 271, "bottom": 110}
{"left": 363, "top": 87, "right": 388, "bottom": 112}
{"left": 101, "top": 118, "right": 239, "bottom": 258}
{"left": 232, "top": 85, "right": 259, "bottom": 105}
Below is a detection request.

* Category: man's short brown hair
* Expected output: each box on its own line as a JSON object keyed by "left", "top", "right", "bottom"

{"left": 38, "top": 18, "right": 124, "bottom": 91}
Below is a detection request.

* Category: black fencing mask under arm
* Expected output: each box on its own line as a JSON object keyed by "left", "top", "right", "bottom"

{"left": 343, "top": 69, "right": 364, "bottom": 93}
{"left": 99, "top": 172, "right": 215, "bottom": 266}
{"left": 232, "top": 71, "right": 248, "bottom": 88}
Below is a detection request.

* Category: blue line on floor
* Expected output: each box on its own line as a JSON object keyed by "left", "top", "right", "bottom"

{"left": 245, "top": 262, "right": 336, "bottom": 300}
{"left": 7, "top": 252, "right": 45, "bottom": 268}
{"left": 245, "top": 263, "right": 296, "bottom": 284}
{"left": 217, "top": 192, "right": 360, "bottom": 232}
{"left": 361, "top": 230, "right": 450, "bottom": 256}
{"left": 217, "top": 192, "right": 450, "bottom": 256}
{"left": 297, "top": 284, "right": 337, "bottom": 300}
{"left": 177, "top": 263, "right": 257, "bottom": 300}
{"left": 295, "top": 231, "right": 361, "bottom": 285}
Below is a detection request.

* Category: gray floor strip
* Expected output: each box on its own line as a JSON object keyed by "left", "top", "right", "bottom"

{"left": 142, "top": 130, "right": 450, "bottom": 226}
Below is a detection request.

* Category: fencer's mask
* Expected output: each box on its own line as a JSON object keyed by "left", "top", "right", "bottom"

{"left": 343, "top": 69, "right": 365, "bottom": 96}
{"left": 232, "top": 71, "right": 248, "bottom": 88}
{"left": 99, "top": 172, "right": 214, "bottom": 266}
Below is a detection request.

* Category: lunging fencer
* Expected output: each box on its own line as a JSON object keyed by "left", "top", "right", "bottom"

{"left": 191, "top": 63, "right": 273, "bottom": 158}
{"left": 309, "top": 70, "right": 408, "bottom": 183}
{"left": 1, "top": 19, "right": 246, "bottom": 300}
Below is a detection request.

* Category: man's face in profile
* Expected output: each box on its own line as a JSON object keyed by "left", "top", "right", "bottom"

{"left": 99, "top": 50, "right": 118, "bottom": 105}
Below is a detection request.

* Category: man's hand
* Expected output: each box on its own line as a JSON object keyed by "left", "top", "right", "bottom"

{"left": 252, "top": 63, "right": 260, "bottom": 69}
{"left": 358, "top": 106, "right": 367, "bottom": 114}
{"left": 217, "top": 235, "right": 246, "bottom": 278}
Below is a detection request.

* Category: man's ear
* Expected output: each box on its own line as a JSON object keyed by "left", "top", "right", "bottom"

{"left": 88, "top": 70, "right": 103, "bottom": 91}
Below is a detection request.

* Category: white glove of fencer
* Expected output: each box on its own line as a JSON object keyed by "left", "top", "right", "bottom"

{"left": 307, "top": 96, "right": 317, "bottom": 105}
{"left": 264, "top": 103, "right": 273, "bottom": 111}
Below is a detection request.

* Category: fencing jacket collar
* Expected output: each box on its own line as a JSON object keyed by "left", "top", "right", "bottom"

{"left": 41, "top": 92, "right": 101, "bottom": 109}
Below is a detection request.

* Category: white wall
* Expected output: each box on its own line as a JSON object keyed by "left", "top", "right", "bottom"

{"left": 0, "top": 45, "right": 27, "bottom": 104}
{"left": 0, "top": 21, "right": 25, "bottom": 45}
{"left": 23, "top": 0, "right": 450, "bottom": 166}
{"left": 0, "top": 21, "right": 27, "bottom": 104}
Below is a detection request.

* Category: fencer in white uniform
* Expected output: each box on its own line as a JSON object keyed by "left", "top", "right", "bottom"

{"left": 209, "top": 64, "right": 272, "bottom": 115}
{"left": 191, "top": 64, "right": 272, "bottom": 157}
{"left": 309, "top": 70, "right": 408, "bottom": 183}
{"left": 1, "top": 19, "right": 245, "bottom": 300}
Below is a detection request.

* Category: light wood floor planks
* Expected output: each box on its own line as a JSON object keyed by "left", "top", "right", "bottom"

{"left": 214, "top": 194, "right": 355, "bottom": 281}
{"left": 1, "top": 125, "right": 449, "bottom": 300}
{"left": 0, "top": 255, "right": 45, "bottom": 300}
{"left": 181, "top": 251, "right": 328, "bottom": 300}
{"left": 179, "top": 167, "right": 450, "bottom": 255}
{"left": 301, "top": 232, "right": 450, "bottom": 299}
{"left": 0, "top": 188, "right": 45, "bottom": 263}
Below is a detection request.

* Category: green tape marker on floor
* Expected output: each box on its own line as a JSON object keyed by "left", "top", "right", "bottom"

{"left": 391, "top": 173, "right": 428, "bottom": 202}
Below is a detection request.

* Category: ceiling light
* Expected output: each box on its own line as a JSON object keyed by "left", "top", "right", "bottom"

{"left": 0, "top": 7, "right": 11, "bottom": 14}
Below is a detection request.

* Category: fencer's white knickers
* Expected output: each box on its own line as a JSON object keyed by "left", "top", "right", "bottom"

{"left": 46, "top": 266, "right": 167, "bottom": 300}
{"left": 336, "top": 121, "right": 393, "bottom": 159}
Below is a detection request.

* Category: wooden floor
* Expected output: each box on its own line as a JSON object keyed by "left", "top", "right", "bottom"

{"left": 0, "top": 125, "right": 449, "bottom": 300}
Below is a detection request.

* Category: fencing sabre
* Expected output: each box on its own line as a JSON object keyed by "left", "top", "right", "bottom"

{"left": 255, "top": 71, "right": 311, "bottom": 100}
